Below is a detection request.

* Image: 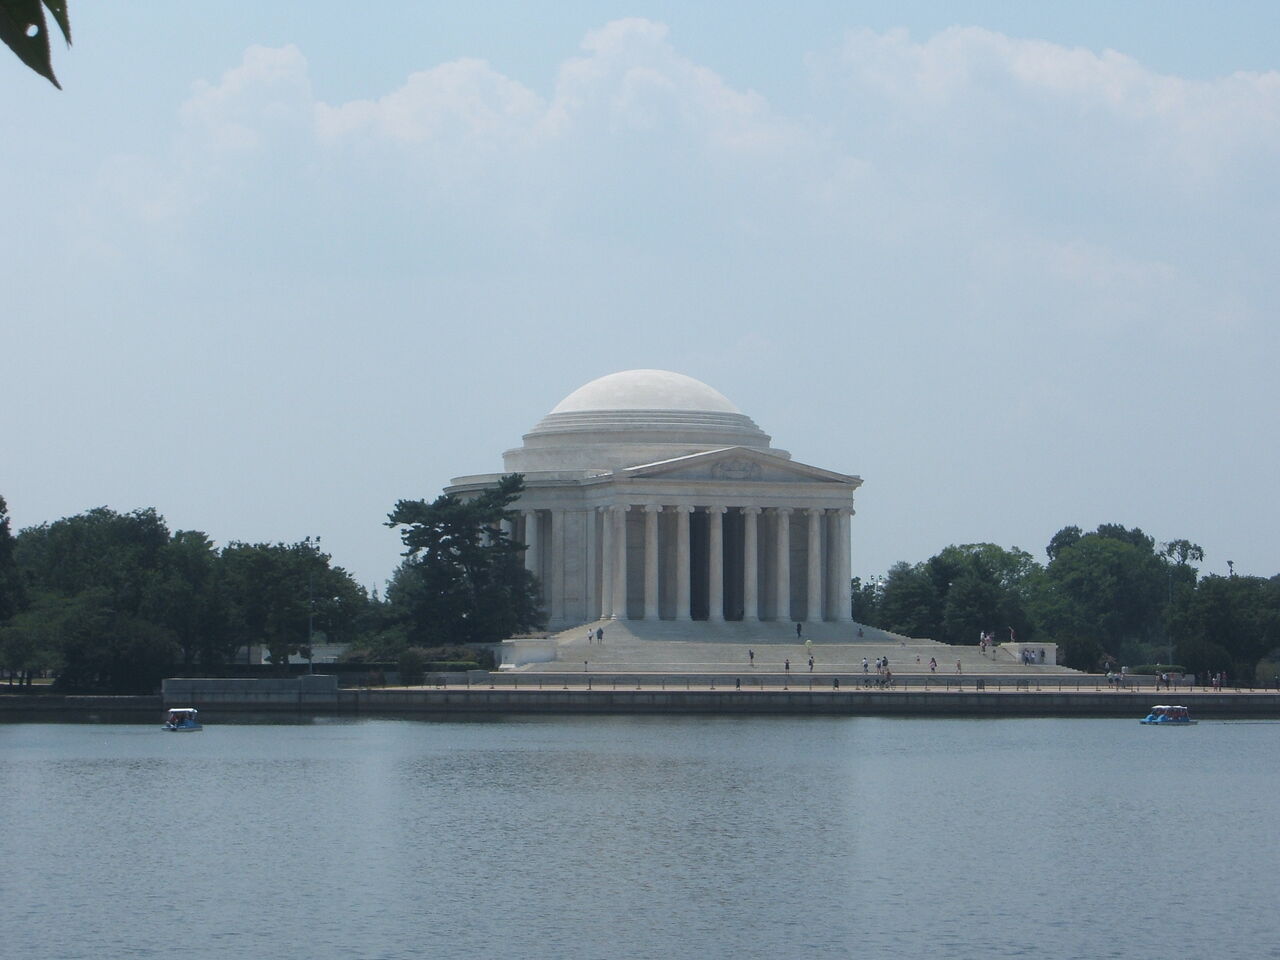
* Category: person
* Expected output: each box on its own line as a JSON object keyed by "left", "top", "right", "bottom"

{"left": 735, "top": 678, "right": 741, "bottom": 690}
{"left": 808, "top": 656, "right": 814, "bottom": 672}
{"left": 748, "top": 648, "right": 755, "bottom": 666}
{"left": 862, "top": 657, "right": 869, "bottom": 674}
{"left": 784, "top": 658, "right": 790, "bottom": 672}
{"left": 586, "top": 631, "right": 593, "bottom": 645}
{"left": 833, "top": 677, "right": 839, "bottom": 690}
{"left": 596, "top": 627, "right": 604, "bottom": 643}
{"left": 583, "top": 660, "right": 589, "bottom": 672}
{"left": 955, "top": 659, "right": 962, "bottom": 674}
{"left": 929, "top": 657, "right": 937, "bottom": 673}
{"left": 796, "top": 622, "right": 802, "bottom": 638}
{"left": 857, "top": 627, "right": 864, "bottom": 639}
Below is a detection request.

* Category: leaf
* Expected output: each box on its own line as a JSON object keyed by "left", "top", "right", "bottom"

{"left": 41, "top": 0, "right": 69, "bottom": 45}
{"left": 0, "top": 0, "right": 67, "bottom": 88}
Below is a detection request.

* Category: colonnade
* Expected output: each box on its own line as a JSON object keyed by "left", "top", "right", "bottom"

{"left": 520, "top": 503, "right": 853, "bottom": 624}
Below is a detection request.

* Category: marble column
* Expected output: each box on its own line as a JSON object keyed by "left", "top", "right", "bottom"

{"left": 599, "top": 506, "right": 614, "bottom": 620}
{"left": 742, "top": 506, "right": 761, "bottom": 621}
{"left": 774, "top": 508, "right": 792, "bottom": 621}
{"left": 522, "top": 510, "right": 539, "bottom": 578}
{"left": 611, "top": 504, "right": 629, "bottom": 620}
{"left": 675, "top": 505, "right": 693, "bottom": 621}
{"left": 823, "top": 510, "right": 836, "bottom": 621}
{"left": 806, "top": 508, "right": 822, "bottom": 623}
{"left": 643, "top": 504, "right": 661, "bottom": 621}
{"left": 837, "top": 507, "right": 854, "bottom": 622}
{"left": 585, "top": 506, "right": 598, "bottom": 620}
{"left": 551, "top": 508, "right": 565, "bottom": 623}
{"left": 707, "top": 506, "right": 726, "bottom": 623}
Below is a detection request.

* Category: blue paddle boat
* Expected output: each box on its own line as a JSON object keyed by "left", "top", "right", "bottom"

{"left": 1140, "top": 705, "right": 1197, "bottom": 725}
{"left": 163, "top": 707, "right": 203, "bottom": 731}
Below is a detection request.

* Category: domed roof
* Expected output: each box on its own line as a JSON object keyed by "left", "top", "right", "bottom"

{"left": 503, "top": 369, "right": 784, "bottom": 474}
{"left": 551, "top": 370, "right": 741, "bottom": 415}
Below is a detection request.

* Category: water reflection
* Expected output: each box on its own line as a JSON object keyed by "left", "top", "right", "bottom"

{"left": 1, "top": 717, "right": 1277, "bottom": 960}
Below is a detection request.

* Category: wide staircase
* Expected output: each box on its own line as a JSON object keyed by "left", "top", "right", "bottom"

{"left": 517, "top": 619, "right": 1077, "bottom": 676}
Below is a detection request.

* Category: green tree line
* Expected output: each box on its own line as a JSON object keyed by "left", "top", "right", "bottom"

{"left": 0, "top": 478, "right": 544, "bottom": 693}
{"left": 5, "top": 488, "right": 1276, "bottom": 688}
{"left": 854, "top": 524, "right": 1280, "bottom": 682}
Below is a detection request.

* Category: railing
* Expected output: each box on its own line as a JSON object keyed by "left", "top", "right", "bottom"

{"left": 378, "top": 673, "right": 1261, "bottom": 694}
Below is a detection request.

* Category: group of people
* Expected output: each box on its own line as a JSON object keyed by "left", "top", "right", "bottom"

{"left": 583, "top": 627, "right": 605, "bottom": 645}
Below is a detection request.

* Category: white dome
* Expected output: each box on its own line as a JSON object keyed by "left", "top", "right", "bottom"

{"left": 503, "top": 369, "right": 784, "bottom": 474}
{"left": 551, "top": 370, "right": 741, "bottom": 415}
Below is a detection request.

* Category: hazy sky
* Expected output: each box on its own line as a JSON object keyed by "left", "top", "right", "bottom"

{"left": 4, "top": 2, "right": 1278, "bottom": 590}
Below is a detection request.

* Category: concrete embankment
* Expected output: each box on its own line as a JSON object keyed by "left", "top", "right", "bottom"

{"left": 0, "top": 694, "right": 161, "bottom": 720}
{"left": 6, "top": 679, "right": 1279, "bottom": 720}
{"left": 159, "top": 676, "right": 1280, "bottom": 718}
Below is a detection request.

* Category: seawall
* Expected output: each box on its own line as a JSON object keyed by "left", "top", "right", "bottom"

{"left": 161, "top": 676, "right": 1280, "bottom": 718}
{"left": 6, "top": 681, "right": 1278, "bottom": 720}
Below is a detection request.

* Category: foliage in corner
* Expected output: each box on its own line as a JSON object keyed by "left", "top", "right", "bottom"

{"left": 0, "top": 0, "right": 70, "bottom": 88}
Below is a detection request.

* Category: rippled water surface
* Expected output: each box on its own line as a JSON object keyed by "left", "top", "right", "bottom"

{"left": 2, "top": 715, "right": 1278, "bottom": 960}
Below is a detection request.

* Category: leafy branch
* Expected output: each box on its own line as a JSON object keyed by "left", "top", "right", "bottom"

{"left": 0, "top": 0, "right": 70, "bottom": 88}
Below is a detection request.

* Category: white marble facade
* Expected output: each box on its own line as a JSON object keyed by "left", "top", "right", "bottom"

{"left": 446, "top": 370, "right": 862, "bottom": 628}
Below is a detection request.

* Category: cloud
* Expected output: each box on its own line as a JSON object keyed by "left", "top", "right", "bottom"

{"left": 84, "top": 20, "right": 1280, "bottom": 346}
{"left": 823, "top": 26, "right": 1280, "bottom": 180}
{"left": 315, "top": 58, "right": 544, "bottom": 145}
{"left": 180, "top": 44, "right": 314, "bottom": 155}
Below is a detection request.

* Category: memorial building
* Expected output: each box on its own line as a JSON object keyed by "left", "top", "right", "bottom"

{"left": 446, "top": 370, "right": 862, "bottom": 629}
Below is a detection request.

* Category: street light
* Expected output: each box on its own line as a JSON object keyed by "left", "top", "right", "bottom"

{"left": 1159, "top": 541, "right": 1174, "bottom": 668}
{"left": 304, "top": 535, "right": 322, "bottom": 675}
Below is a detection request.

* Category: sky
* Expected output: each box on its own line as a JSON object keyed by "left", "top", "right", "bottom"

{"left": 3, "top": 1, "right": 1278, "bottom": 591}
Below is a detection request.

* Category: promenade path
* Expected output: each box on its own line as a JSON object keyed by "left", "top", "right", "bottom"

{"left": 515, "top": 619, "right": 1075, "bottom": 677}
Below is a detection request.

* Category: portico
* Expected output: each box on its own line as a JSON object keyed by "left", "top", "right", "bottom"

{"left": 447, "top": 370, "right": 861, "bottom": 629}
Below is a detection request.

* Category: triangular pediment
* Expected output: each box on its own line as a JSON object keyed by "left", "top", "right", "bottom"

{"left": 617, "top": 447, "right": 861, "bottom": 486}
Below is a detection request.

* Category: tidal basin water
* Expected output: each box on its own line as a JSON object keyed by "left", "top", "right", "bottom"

{"left": 2, "top": 715, "right": 1278, "bottom": 960}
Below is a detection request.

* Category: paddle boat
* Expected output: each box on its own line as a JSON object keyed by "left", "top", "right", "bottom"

{"left": 1140, "top": 704, "right": 1197, "bottom": 725}
{"left": 163, "top": 707, "right": 203, "bottom": 731}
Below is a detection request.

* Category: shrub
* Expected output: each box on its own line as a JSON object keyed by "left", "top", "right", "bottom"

{"left": 398, "top": 647, "right": 428, "bottom": 686}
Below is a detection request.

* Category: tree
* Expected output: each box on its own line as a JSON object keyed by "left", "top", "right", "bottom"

{"left": 0, "top": 592, "right": 61, "bottom": 684}
{"left": 1169, "top": 574, "right": 1280, "bottom": 684}
{"left": 871, "top": 544, "right": 1039, "bottom": 645}
{"left": 1, "top": 0, "right": 70, "bottom": 88}
{"left": 385, "top": 474, "right": 543, "bottom": 647}
{"left": 14, "top": 506, "right": 170, "bottom": 617}
{"left": 1161, "top": 539, "right": 1205, "bottom": 567}
{"left": 1045, "top": 525, "right": 1082, "bottom": 562}
{"left": 1030, "top": 525, "right": 1168, "bottom": 669}
{"left": 849, "top": 576, "right": 880, "bottom": 624}
{"left": 139, "top": 530, "right": 233, "bottom": 667}
{"left": 877, "top": 561, "right": 942, "bottom": 639}
{"left": 10, "top": 507, "right": 178, "bottom": 691}
{"left": 0, "top": 495, "right": 24, "bottom": 622}
{"left": 218, "top": 540, "right": 368, "bottom": 671}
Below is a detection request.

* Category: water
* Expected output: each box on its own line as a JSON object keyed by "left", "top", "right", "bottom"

{"left": 2, "top": 715, "right": 1277, "bottom": 960}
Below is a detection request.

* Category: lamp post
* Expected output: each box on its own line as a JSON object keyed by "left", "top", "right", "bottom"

{"left": 304, "top": 535, "right": 321, "bottom": 674}
{"left": 1159, "top": 542, "right": 1174, "bottom": 669}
